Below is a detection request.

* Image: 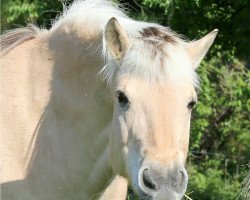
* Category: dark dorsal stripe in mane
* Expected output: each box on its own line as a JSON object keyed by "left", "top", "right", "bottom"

{"left": 140, "top": 27, "right": 177, "bottom": 44}
{"left": 0, "top": 24, "right": 43, "bottom": 57}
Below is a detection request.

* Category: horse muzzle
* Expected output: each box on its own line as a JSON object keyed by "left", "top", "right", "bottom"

{"left": 135, "top": 163, "right": 188, "bottom": 200}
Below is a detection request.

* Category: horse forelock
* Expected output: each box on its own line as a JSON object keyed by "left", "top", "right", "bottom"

{"left": 101, "top": 22, "right": 199, "bottom": 88}
{"left": 140, "top": 26, "right": 177, "bottom": 45}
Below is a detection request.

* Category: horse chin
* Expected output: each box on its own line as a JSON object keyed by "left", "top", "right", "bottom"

{"left": 135, "top": 187, "right": 182, "bottom": 200}
{"left": 153, "top": 189, "right": 182, "bottom": 200}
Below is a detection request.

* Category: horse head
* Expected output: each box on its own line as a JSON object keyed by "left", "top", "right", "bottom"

{"left": 104, "top": 18, "right": 218, "bottom": 199}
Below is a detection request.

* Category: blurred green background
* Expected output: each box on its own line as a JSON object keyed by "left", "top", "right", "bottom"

{"left": 1, "top": 0, "right": 250, "bottom": 199}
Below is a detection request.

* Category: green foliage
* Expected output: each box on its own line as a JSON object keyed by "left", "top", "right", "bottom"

{"left": 187, "top": 165, "right": 242, "bottom": 200}
{"left": 186, "top": 56, "right": 250, "bottom": 199}
{"left": 191, "top": 57, "right": 250, "bottom": 156}
{"left": 1, "top": 0, "right": 63, "bottom": 32}
{"left": 1, "top": 0, "right": 249, "bottom": 199}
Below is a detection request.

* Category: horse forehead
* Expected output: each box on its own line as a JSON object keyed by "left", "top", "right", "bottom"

{"left": 117, "top": 75, "right": 195, "bottom": 99}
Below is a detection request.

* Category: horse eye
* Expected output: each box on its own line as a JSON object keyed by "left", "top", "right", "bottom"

{"left": 187, "top": 100, "right": 196, "bottom": 110}
{"left": 116, "top": 91, "right": 129, "bottom": 107}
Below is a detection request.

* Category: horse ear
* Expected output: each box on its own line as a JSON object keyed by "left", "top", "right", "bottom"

{"left": 187, "top": 29, "right": 218, "bottom": 69}
{"left": 104, "top": 17, "right": 130, "bottom": 60}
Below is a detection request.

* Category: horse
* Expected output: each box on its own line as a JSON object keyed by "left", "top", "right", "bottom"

{"left": 0, "top": 0, "right": 218, "bottom": 199}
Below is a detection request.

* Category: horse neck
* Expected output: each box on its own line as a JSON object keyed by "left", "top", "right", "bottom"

{"left": 26, "top": 27, "right": 115, "bottom": 198}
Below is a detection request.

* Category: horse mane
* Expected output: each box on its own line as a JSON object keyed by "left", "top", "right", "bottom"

{"left": 0, "top": 24, "right": 45, "bottom": 56}
{"left": 0, "top": 0, "right": 199, "bottom": 87}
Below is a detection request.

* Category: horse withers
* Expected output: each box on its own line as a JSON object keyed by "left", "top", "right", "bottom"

{"left": 0, "top": 1, "right": 218, "bottom": 199}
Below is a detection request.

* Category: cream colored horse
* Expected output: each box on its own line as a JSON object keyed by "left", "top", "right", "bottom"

{"left": 0, "top": 1, "right": 218, "bottom": 199}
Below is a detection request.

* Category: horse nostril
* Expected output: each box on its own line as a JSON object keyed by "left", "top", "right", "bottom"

{"left": 178, "top": 171, "right": 184, "bottom": 185}
{"left": 170, "top": 169, "right": 188, "bottom": 193}
{"left": 142, "top": 169, "right": 157, "bottom": 190}
{"left": 178, "top": 170, "right": 188, "bottom": 188}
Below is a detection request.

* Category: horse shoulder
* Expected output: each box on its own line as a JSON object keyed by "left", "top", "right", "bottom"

{"left": 1, "top": 37, "right": 53, "bottom": 183}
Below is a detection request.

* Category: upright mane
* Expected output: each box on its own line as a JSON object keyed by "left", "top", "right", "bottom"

{"left": 0, "top": 0, "right": 199, "bottom": 87}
